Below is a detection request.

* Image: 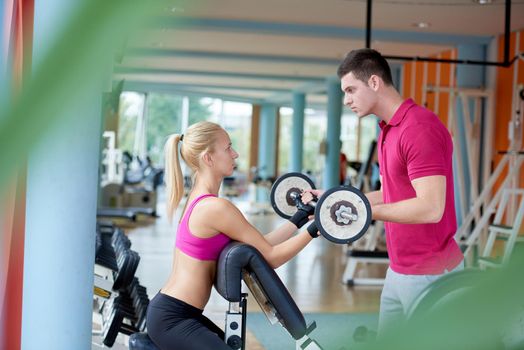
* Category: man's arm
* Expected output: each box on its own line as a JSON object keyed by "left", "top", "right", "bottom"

{"left": 371, "top": 175, "right": 446, "bottom": 224}
{"left": 366, "top": 190, "right": 383, "bottom": 206}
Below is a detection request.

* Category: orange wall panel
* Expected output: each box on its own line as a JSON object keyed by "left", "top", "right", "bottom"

{"left": 518, "top": 33, "right": 524, "bottom": 84}
{"left": 398, "top": 50, "right": 458, "bottom": 129}
{"left": 519, "top": 33, "right": 524, "bottom": 187}
{"left": 494, "top": 32, "right": 516, "bottom": 156}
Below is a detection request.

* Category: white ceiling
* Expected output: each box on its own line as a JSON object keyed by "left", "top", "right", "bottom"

{"left": 116, "top": 0, "right": 524, "bottom": 106}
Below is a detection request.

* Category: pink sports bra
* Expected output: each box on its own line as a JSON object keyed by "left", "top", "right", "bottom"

{"left": 175, "top": 194, "right": 230, "bottom": 261}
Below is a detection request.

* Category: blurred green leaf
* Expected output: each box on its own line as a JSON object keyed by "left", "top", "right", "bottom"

{"left": 0, "top": 0, "right": 180, "bottom": 192}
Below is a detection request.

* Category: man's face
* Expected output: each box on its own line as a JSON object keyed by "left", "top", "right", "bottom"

{"left": 340, "top": 72, "right": 377, "bottom": 118}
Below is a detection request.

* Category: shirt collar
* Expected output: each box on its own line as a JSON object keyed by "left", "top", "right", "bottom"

{"left": 379, "top": 98, "right": 415, "bottom": 130}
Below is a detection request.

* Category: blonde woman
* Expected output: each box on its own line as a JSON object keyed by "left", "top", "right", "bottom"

{"left": 146, "top": 121, "right": 317, "bottom": 350}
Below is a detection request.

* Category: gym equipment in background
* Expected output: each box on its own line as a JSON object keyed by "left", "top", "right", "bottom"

{"left": 99, "top": 131, "right": 163, "bottom": 218}
{"left": 92, "top": 222, "right": 149, "bottom": 347}
{"left": 128, "top": 242, "right": 324, "bottom": 350}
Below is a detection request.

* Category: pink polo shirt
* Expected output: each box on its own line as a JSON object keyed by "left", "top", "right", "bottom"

{"left": 378, "top": 98, "right": 463, "bottom": 275}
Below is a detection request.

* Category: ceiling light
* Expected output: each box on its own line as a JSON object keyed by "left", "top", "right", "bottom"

{"left": 412, "top": 22, "right": 430, "bottom": 29}
{"left": 473, "top": 0, "right": 492, "bottom": 4}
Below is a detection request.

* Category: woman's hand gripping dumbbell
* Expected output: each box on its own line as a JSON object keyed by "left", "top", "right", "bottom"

{"left": 299, "top": 190, "right": 322, "bottom": 238}
{"left": 287, "top": 191, "right": 318, "bottom": 238}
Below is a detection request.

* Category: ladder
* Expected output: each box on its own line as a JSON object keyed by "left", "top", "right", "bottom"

{"left": 478, "top": 188, "right": 524, "bottom": 269}
{"left": 458, "top": 154, "right": 524, "bottom": 261}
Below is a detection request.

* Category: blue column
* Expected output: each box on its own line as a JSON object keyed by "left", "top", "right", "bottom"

{"left": 256, "top": 104, "right": 278, "bottom": 202}
{"left": 324, "top": 77, "right": 343, "bottom": 189}
{"left": 258, "top": 103, "right": 278, "bottom": 180}
{"left": 290, "top": 92, "right": 305, "bottom": 172}
{"left": 392, "top": 64, "right": 402, "bottom": 91}
{"left": 22, "top": 1, "right": 104, "bottom": 349}
{"left": 454, "top": 44, "right": 486, "bottom": 225}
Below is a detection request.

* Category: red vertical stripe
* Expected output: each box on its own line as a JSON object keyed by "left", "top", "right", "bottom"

{"left": 1, "top": 1, "right": 33, "bottom": 349}
{"left": 2, "top": 170, "right": 26, "bottom": 350}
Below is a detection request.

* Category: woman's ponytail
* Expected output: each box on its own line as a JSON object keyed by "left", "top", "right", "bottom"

{"left": 164, "top": 134, "right": 184, "bottom": 223}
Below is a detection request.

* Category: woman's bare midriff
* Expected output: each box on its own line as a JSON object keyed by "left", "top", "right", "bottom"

{"left": 160, "top": 249, "right": 217, "bottom": 310}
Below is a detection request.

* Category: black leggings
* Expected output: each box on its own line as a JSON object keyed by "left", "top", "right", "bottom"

{"left": 146, "top": 292, "right": 232, "bottom": 350}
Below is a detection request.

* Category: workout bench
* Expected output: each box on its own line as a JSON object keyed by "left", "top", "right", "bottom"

{"left": 129, "top": 241, "right": 322, "bottom": 349}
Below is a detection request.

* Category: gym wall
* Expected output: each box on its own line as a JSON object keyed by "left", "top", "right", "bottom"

{"left": 399, "top": 30, "right": 524, "bottom": 190}
{"left": 400, "top": 49, "right": 457, "bottom": 128}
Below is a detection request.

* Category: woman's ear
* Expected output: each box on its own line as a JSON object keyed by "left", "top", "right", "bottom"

{"left": 202, "top": 152, "right": 214, "bottom": 167}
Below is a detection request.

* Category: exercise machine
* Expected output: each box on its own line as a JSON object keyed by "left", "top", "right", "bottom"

{"left": 128, "top": 242, "right": 323, "bottom": 349}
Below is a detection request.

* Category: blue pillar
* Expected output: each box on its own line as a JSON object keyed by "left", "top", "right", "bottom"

{"left": 454, "top": 44, "right": 486, "bottom": 225}
{"left": 324, "top": 77, "right": 343, "bottom": 189}
{"left": 392, "top": 64, "right": 402, "bottom": 91}
{"left": 290, "top": 92, "right": 305, "bottom": 172}
{"left": 22, "top": 1, "right": 104, "bottom": 349}
{"left": 258, "top": 103, "right": 278, "bottom": 180}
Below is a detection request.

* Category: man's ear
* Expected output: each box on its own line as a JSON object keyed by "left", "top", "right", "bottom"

{"left": 368, "top": 75, "right": 380, "bottom": 91}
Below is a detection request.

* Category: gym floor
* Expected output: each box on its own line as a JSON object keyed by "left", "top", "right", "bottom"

{"left": 93, "top": 189, "right": 384, "bottom": 349}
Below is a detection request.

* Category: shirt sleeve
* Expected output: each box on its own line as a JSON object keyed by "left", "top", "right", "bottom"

{"left": 399, "top": 124, "right": 449, "bottom": 181}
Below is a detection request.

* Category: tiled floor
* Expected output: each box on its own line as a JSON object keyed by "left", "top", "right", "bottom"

{"left": 97, "top": 190, "right": 385, "bottom": 349}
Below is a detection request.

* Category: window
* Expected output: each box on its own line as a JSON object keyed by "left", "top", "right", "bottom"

{"left": 209, "top": 100, "right": 252, "bottom": 174}
{"left": 145, "top": 95, "right": 214, "bottom": 165}
{"left": 303, "top": 109, "right": 327, "bottom": 180}
{"left": 277, "top": 108, "right": 292, "bottom": 175}
{"left": 118, "top": 92, "right": 145, "bottom": 155}
{"left": 145, "top": 93, "right": 183, "bottom": 165}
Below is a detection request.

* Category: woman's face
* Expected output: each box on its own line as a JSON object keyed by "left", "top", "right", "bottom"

{"left": 209, "top": 129, "right": 239, "bottom": 177}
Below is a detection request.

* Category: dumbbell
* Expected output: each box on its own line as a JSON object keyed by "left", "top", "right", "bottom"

{"left": 270, "top": 172, "right": 372, "bottom": 244}
{"left": 101, "top": 296, "right": 141, "bottom": 347}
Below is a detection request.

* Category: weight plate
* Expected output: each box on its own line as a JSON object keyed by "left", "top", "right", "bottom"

{"left": 270, "top": 172, "right": 315, "bottom": 219}
{"left": 315, "top": 186, "right": 371, "bottom": 244}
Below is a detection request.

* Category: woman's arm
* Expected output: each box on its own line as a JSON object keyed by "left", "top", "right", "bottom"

{"left": 207, "top": 199, "right": 313, "bottom": 269}
{"left": 263, "top": 221, "right": 300, "bottom": 245}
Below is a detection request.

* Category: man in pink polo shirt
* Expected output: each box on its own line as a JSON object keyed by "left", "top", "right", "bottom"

{"left": 337, "top": 49, "right": 464, "bottom": 334}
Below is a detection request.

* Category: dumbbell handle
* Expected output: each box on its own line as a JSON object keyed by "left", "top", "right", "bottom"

{"left": 292, "top": 192, "right": 358, "bottom": 222}
{"left": 305, "top": 210, "right": 357, "bottom": 237}
{"left": 336, "top": 209, "right": 358, "bottom": 222}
